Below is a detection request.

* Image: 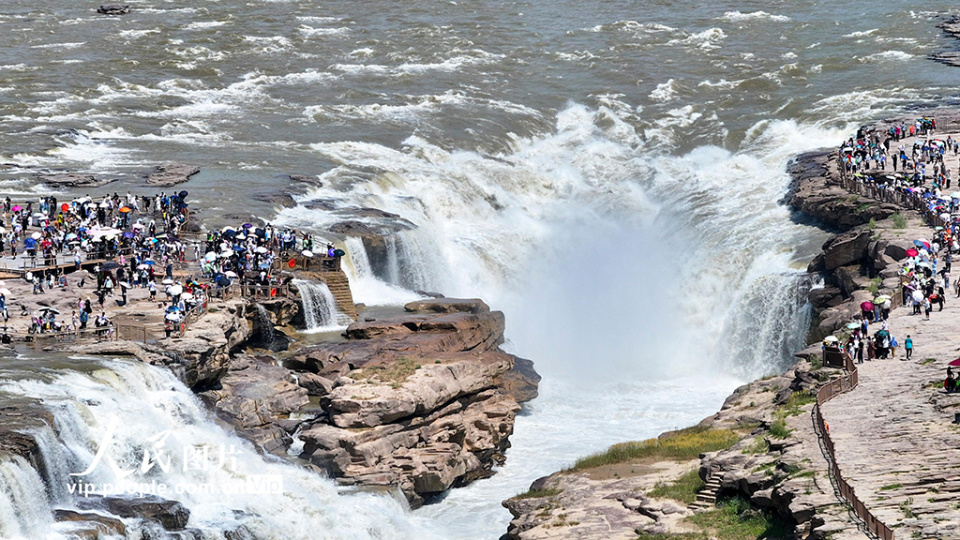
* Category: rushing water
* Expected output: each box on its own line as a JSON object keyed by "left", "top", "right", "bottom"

{"left": 3, "top": 0, "right": 960, "bottom": 537}
{"left": 292, "top": 278, "right": 347, "bottom": 330}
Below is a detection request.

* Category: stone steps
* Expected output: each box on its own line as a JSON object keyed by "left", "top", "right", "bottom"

{"left": 688, "top": 473, "right": 721, "bottom": 513}
{"left": 312, "top": 270, "right": 358, "bottom": 320}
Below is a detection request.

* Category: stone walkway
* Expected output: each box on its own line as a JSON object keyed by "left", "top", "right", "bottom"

{"left": 823, "top": 279, "right": 960, "bottom": 538}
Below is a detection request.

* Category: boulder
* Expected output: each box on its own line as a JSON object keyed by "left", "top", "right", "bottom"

{"left": 146, "top": 163, "right": 199, "bottom": 187}
{"left": 78, "top": 495, "right": 189, "bottom": 531}
{"left": 54, "top": 509, "right": 126, "bottom": 536}
{"left": 97, "top": 4, "right": 130, "bottom": 14}
{"left": 37, "top": 173, "right": 116, "bottom": 188}
{"left": 251, "top": 191, "right": 296, "bottom": 208}
{"left": 404, "top": 298, "right": 490, "bottom": 314}
{"left": 199, "top": 355, "right": 308, "bottom": 454}
{"left": 821, "top": 229, "right": 871, "bottom": 271}
{"left": 297, "top": 372, "right": 335, "bottom": 396}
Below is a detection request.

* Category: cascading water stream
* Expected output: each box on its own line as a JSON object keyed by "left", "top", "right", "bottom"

{"left": 253, "top": 304, "right": 275, "bottom": 348}
{"left": 292, "top": 279, "right": 344, "bottom": 330}
{"left": 0, "top": 358, "right": 438, "bottom": 540}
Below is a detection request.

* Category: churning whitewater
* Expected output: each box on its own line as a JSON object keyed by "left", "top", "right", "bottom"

{"left": 2, "top": 0, "right": 960, "bottom": 538}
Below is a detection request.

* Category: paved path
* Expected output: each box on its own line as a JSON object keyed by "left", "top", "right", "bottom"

{"left": 822, "top": 235, "right": 960, "bottom": 537}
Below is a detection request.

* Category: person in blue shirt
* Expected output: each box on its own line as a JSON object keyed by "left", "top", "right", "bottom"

{"left": 904, "top": 335, "right": 914, "bottom": 360}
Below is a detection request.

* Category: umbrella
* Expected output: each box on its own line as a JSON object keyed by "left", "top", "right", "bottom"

{"left": 220, "top": 249, "right": 234, "bottom": 257}
{"left": 845, "top": 322, "right": 860, "bottom": 329}
{"left": 302, "top": 250, "right": 313, "bottom": 257}
{"left": 914, "top": 240, "right": 925, "bottom": 248}
{"left": 181, "top": 292, "right": 195, "bottom": 301}
{"left": 119, "top": 282, "right": 131, "bottom": 289}
{"left": 61, "top": 203, "right": 69, "bottom": 212}
{"left": 913, "top": 290, "right": 924, "bottom": 302}
{"left": 11, "top": 205, "right": 21, "bottom": 212}
{"left": 224, "top": 271, "right": 238, "bottom": 278}
{"left": 906, "top": 248, "right": 919, "bottom": 257}
{"left": 949, "top": 358, "right": 960, "bottom": 367}
{"left": 860, "top": 301, "right": 875, "bottom": 311}
{"left": 119, "top": 207, "right": 131, "bottom": 213}
{"left": 874, "top": 295, "right": 891, "bottom": 303}
{"left": 178, "top": 190, "right": 188, "bottom": 199}
{"left": 132, "top": 223, "right": 145, "bottom": 230}
{"left": 39, "top": 307, "right": 60, "bottom": 315}
{"left": 137, "top": 264, "right": 149, "bottom": 270}
{"left": 823, "top": 336, "right": 840, "bottom": 343}
{"left": 334, "top": 249, "right": 345, "bottom": 257}
{"left": 169, "top": 285, "right": 183, "bottom": 296}
{"left": 0, "top": 288, "right": 10, "bottom": 297}
{"left": 162, "top": 278, "right": 174, "bottom": 285}
{"left": 30, "top": 232, "right": 40, "bottom": 240}
{"left": 255, "top": 246, "right": 268, "bottom": 254}
{"left": 204, "top": 252, "right": 217, "bottom": 262}
{"left": 165, "top": 312, "right": 181, "bottom": 322}
{"left": 242, "top": 223, "right": 253, "bottom": 229}
{"left": 877, "top": 329, "right": 889, "bottom": 339}
{"left": 0, "top": 227, "right": 5, "bottom": 234}
{"left": 222, "top": 226, "right": 236, "bottom": 233}
{"left": 918, "top": 261, "right": 931, "bottom": 268}
{"left": 143, "top": 260, "right": 155, "bottom": 266}
{"left": 122, "top": 232, "right": 135, "bottom": 239}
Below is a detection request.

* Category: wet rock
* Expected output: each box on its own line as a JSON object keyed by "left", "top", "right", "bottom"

{"left": 146, "top": 163, "right": 200, "bottom": 187}
{"left": 821, "top": 229, "right": 871, "bottom": 271}
{"left": 404, "top": 298, "right": 490, "bottom": 314}
{"left": 298, "top": 372, "right": 335, "bottom": 396}
{"left": 251, "top": 191, "right": 296, "bottom": 208}
{"left": 97, "top": 4, "right": 130, "bottom": 15}
{"left": 288, "top": 174, "right": 322, "bottom": 186}
{"left": 494, "top": 357, "right": 541, "bottom": 403}
{"left": 37, "top": 173, "right": 116, "bottom": 188}
{"left": 54, "top": 509, "right": 126, "bottom": 537}
{"left": 198, "top": 355, "right": 308, "bottom": 454}
{"left": 78, "top": 495, "right": 189, "bottom": 531}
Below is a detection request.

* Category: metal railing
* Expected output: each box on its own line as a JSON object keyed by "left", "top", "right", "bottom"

{"left": 6, "top": 325, "right": 118, "bottom": 348}
{"left": 812, "top": 352, "right": 895, "bottom": 540}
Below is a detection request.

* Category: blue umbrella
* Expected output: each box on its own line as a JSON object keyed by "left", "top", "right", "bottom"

{"left": 914, "top": 240, "right": 925, "bottom": 247}
{"left": 143, "top": 260, "right": 155, "bottom": 266}
{"left": 122, "top": 231, "right": 135, "bottom": 239}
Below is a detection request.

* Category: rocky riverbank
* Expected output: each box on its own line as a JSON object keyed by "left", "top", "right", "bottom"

{"left": 0, "top": 268, "right": 538, "bottom": 535}
{"left": 499, "top": 111, "right": 960, "bottom": 540}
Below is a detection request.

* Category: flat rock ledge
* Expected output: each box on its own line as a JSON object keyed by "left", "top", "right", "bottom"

{"left": 145, "top": 163, "right": 200, "bottom": 187}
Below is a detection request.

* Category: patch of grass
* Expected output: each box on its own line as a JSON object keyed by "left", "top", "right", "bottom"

{"left": 921, "top": 358, "right": 936, "bottom": 366}
{"left": 868, "top": 218, "right": 877, "bottom": 230}
{"left": 847, "top": 194, "right": 860, "bottom": 202}
{"left": 892, "top": 213, "right": 907, "bottom": 229}
{"left": 752, "top": 461, "right": 776, "bottom": 473}
{"left": 866, "top": 277, "right": 882, "bottom": 296}
{"left": 782, "top": 463, "right": 803, "bottom": 475}
{"left": 809, "top": 355, "right": 823, "bottom": 370}
{"left": 567, "top": 426, "right": 740, "bottom": 472}
{"left": 781, "top": 391, "right": 817, "bottom": 417}
{"left": 514, "top": 487, "right": 561, "bottom": 500}
{"left": 742, "top": 437, "right": 770, "bottom": 455}
{"left": 687, "top": 496, "right": 791, "bottom": 540}
{"left": 349, "top": 356, "right": 422, "bottom": 388}
{"left": 769, "top": 418, "right": 792, "bottom": 439}
{"left": 649, "top": 469, "right": 704, "bottom": 504}
{"left": 900, "top": 497, "right": 916, "bottom": 519}
{"left": 793, "top": 470, "right": 817, "bottom": 479}
{"left": 856, "top": 202, "right": 873, "bottom": 214}
{"left": 880, "top": 483, "right": 902, "bottom": 491}
{"left": 923, "top": 379, "right": 943, "bottom": 390}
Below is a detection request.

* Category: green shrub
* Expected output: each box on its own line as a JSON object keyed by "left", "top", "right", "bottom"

{"left": 892, "top": 213, "right": 907, "bottom": 229}
{"left": 513, "top": 487, "right": 561, "bottom": 500}
{"left": 769, "top": 418, "right": 792, "bottom": 439}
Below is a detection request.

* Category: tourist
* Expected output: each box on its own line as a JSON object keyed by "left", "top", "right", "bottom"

{"left": 904, "top": 335, "right": 913, "bottom": 360}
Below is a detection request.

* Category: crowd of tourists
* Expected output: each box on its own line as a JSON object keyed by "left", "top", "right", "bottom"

{"left": 0, "top": 191, "right": 342, "bottom": 341}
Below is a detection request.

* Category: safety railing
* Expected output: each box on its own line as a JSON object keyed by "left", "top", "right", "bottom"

{"left": 6, "top": 325, "right": 118, "bottom": 348}
{"left": 812, "top": 352, "right": 894, "bottom": 540}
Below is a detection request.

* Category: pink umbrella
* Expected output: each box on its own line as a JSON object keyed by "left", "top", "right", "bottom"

{"left": 906, "top": 248, "right": 919, "bottom": 257}
{"left": 860, "top": 301, "right": 875, "bottom": 311}
{"left": 948, "top": 358, "right": 960, "bottom": 367}
{"left": 11, "top": 205, "right": 21, "bottom": 212}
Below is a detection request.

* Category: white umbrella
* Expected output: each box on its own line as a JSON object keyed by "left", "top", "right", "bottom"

{"left": 30, "top": 232, "right": 40, "bottom": 240}
{"left": 0, "top": 288, "right": 11, "bottom": 296}
{"left": 169, "top": 285, "right": 183, "bottom": 296}
{"left": 162, "top": 278, "right": 174, "bottom": 285}
{"left": 0, "top": 227, "right": 7, "bottom": 234}
{"left": 204, "top": 252, "right": 217, "bottom": 262}
{"left": 220, "top": 249, "right": 234, "bottom": 258}
{"left": 224, "top": 271, "right": 238, "bottom": 278}
{"left": 255, "top": 247, "right": 268, "bottom": 254}
{"left": 181, "top": 292, "right": 195, "bottom": 301}
{"left": 823, "top": 335, "right": 839, "bottom": 343}
{"left": 132, "top": 223, "right": 145, "bottom": 230}
{"left": 119, "top": 282, "right": 131, "bottom": 289}
{"left": 137, "top": 264, "right": 149, "bottom": 270}
{"left": 912, "top": 290, "right": 924, "bottom": 302}
{"left": 99, "top": 201, "right": 110, "bottom": 208}
{"left": 302, "top": 250, "right": 313, "bottom": 257}
{"left": 221, "top": 226, "right": 236, "bottom": 233}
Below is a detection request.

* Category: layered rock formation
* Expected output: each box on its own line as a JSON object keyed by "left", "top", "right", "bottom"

{"left": 293, "top": 298, "right": 538, "bottom": 507}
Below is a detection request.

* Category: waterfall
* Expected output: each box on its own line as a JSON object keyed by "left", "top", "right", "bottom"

{"left": 293, "top": 279, "right": 341, "bottom": 330}
{"left": 0, "top": 358, "right": 436, "bottom": 539}
{"left": 0, "top": 455, "right": 53, "bottom": 538}
{"left": 254, "top": 304, "right": 275, "bottom": 347}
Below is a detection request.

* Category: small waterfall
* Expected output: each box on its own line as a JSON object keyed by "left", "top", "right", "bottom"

{"left": 0, "top": 455, "right": 53, "bottom": 538}
{"left": 254, "top": 304, "right": 275, "bottom": 347}
{"left": 0, "top": 359, "right": 434, "bottom": 539}
{"left": 293, "top": 279, "right": 340, "bottom": 330}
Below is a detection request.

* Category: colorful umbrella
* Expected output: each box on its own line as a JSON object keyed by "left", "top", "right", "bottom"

{"left": 860, "top": 301, "right": 875, "bottom": 311}
{"left": 906, "top": 248, "right": 919, "bottom": 257}
{"left": 119, "top": 207, "right": 131, "bottom": 213}
{"left": 11, "top": 205, "right": 21, "bottom": 212}
{"left": 61, "top": 203, "right": 69, "bottom": 212}
{"left": 949, "top": 358, "right": 960, "bottom": 367}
